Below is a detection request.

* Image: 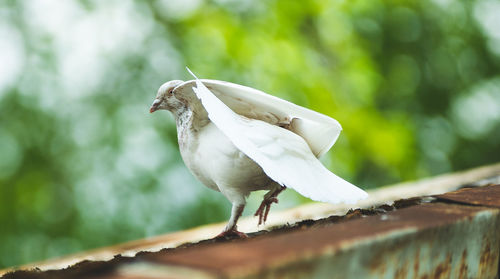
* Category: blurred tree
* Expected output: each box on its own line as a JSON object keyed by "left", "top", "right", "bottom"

{"left": 0, "top": 0, "right": 499, "bottom": 268}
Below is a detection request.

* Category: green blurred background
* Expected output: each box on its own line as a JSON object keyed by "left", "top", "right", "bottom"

{"left": 1, "top": 0, "right": 500, "bottom": 269}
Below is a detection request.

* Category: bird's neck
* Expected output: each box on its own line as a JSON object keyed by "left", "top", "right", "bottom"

{"left": 174, "top": 107, "right": 199, "bottom": 151}
{"left": 174, "top": 107, "right": 192, "bottom": 131}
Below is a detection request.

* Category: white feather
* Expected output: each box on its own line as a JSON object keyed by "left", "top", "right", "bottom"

{"left": 173, "top": 79, "right": 341, "bottom": 157}
{"left": 186, "top": 69, "right": 367, "bottom": 204}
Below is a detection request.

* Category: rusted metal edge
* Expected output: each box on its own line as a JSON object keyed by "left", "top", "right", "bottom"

{"left": 3, "top": 196, "right": 500, "bottom": 278}
{"left": 0, "top": 200, "right": 418, "bottom": 279}
{"left": 2, "top": 163, "right": 499, "bottom": 276}
{"left": 434, "top": 184, "right": 500, "bottom": 208}
{"left": 136, "top": 202, "right": 499, "bottom": 279}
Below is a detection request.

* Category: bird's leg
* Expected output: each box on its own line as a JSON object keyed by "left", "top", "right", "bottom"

{"left": 254, "top": 186, "right": 286, "bottom": 225}
{"left": 216, "top": 203, "right": 247, "bottom": 238}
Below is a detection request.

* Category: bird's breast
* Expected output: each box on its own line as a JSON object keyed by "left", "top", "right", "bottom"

{"left": 178, "top": 122, "right": 272, "bottom": 193}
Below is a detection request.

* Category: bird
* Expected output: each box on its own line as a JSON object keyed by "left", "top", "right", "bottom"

{"left": 149, "top": 68, "right": 368, "bottom": 238}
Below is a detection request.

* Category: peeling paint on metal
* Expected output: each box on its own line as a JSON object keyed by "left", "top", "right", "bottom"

{"left": 435, "top": 184, "right": 500, "bottom": 208}
{"left": 4, "top": 185, "right": 500, "bottom": 279}
{"left": 140, "top": 203, "right": 500, "bottom": 279}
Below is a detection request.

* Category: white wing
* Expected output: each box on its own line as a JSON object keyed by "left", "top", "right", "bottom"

{"left": 187, "top": 69, "right": 367, "bottom": 204}
{"left": 174, "top": 79, "right": 341, "bottom": 157}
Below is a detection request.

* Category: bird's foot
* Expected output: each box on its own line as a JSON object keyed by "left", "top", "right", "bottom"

{"left": 216, "top": 228, "right": 248, "bottom": 239}
{"left": 254, "top": 196, "right": 279, "bottom": 226}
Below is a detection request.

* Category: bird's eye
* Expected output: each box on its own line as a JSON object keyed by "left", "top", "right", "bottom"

{"left": 168, "top": 89, "right": 173, "bottom": 94}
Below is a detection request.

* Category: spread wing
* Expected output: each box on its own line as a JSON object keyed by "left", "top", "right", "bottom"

{"left": 186, "top": 69, "right": 367, "bottom": 204}
{"left": 173, "top": 79, "right": 341, "bottom": 157}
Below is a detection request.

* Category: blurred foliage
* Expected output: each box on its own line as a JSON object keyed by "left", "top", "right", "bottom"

{"left": 1, "top": 0, "right": 500, "bottom": 269}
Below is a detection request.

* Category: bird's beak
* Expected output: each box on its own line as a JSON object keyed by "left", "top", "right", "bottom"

{"left": 149, "top": 99, "right": 161, "bottom": 113}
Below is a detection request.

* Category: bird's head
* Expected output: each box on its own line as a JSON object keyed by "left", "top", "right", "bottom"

{"left": 149, "top": 80, "right": 184, "bottom": 113}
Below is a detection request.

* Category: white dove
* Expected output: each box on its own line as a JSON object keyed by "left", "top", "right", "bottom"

{"left": 149, "top": 69, "right": 368, "bottom": 238}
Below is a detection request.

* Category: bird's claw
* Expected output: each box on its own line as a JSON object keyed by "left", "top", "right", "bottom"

{"left": 254, "top": 197, "right": 279, "bottom": 226}
{"left": 216, "top": 228, "right": 248, "bottom": 239}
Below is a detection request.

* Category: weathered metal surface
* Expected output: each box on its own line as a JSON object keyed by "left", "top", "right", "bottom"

{"left": 3, "top": 163, "right": 500, "bottom": 277}
{"left": 435, "top": 184, "right": 500, "bottom": 208}
{"left": 3, "top": 203, "right": 500, "bottom": 279}
{"left": 135, "top": 203, "right": 500, "bottom": 279}
{"left": 4, "top": 175, "right": 500, "bottom": 278}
